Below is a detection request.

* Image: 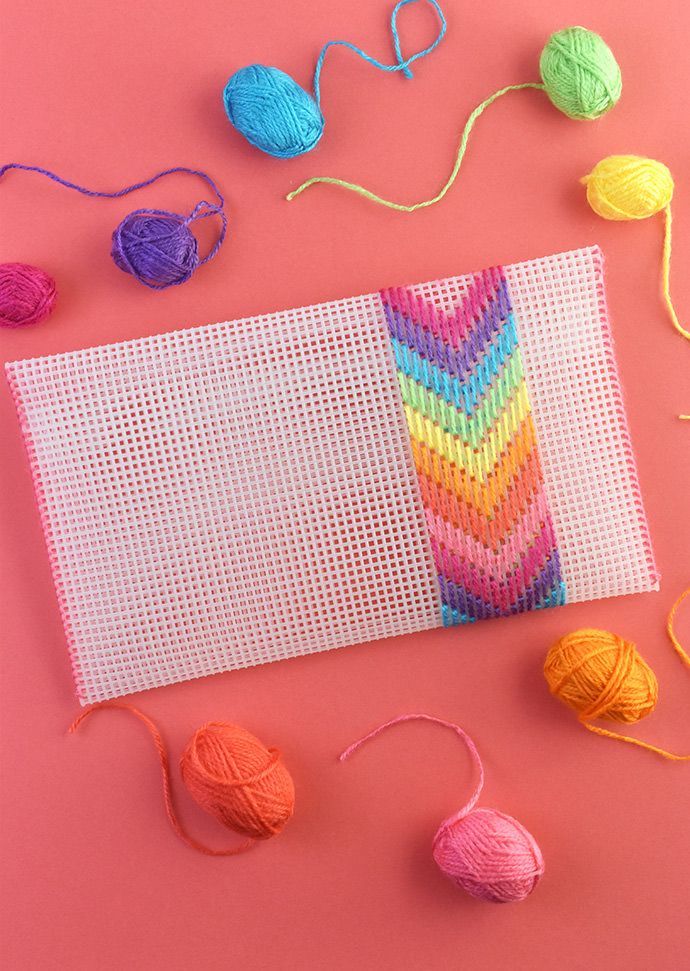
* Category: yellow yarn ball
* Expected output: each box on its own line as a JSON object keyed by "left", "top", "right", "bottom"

{"left": 540, "top": 26, "right": 622, "bottom": 120}
{"left": 544, "top": 628, "right": 658, "bottom": 723}
{"left": 581, "top": 155, "right": 674, "bottom": 221}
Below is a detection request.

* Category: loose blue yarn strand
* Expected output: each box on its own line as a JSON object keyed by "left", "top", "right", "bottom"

{"left": 312, "top": 0, "right": 447, "bottom": 109}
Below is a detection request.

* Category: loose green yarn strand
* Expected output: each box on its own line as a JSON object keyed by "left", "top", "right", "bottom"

{"left": 286, "top": 82, "right": 545, "bottom": 211}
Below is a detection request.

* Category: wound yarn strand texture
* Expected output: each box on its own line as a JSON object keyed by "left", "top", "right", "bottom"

{"left": 545, "top": 587, "right": 690, "bottom": 760}
{"left": 341, "top": 713, "right": 544, "bottom": 902}
{"left": 287, "top": 26, "right": 621, "bottom": 209}
{"left": 69, "top": 702, "right": 295, "bottom": 854}
{"left": 0, "top": 163, "right": 227, "bottom": 290}
{"left": 0, "top": 262, "right": 57, "bottom": 328}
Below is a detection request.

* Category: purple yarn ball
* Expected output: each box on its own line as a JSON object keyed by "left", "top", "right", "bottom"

{"left": 111, "top": 211, "right": 200, "bottom": 289}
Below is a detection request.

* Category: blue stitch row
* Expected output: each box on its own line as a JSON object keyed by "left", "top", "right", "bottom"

{"left": 383, "top": 282, "right": 508, "bottom": 383}
{"left": 390, "top": 314, "right": 518, "bottom": 416}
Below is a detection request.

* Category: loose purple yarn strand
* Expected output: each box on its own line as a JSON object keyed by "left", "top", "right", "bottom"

{"left": 0, "top": 162, "right": 224, "bottom": 207}
{"left": 0, "top": 163, "right": 227, "bottom": 289}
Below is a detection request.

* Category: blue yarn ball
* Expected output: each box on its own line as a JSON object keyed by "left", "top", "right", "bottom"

{"left": 223, "top": 65, "right": 324, "bottom": 159}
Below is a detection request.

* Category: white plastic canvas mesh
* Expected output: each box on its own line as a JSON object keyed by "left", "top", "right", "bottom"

{"left": 6, "top": 246, "right": 658, "bottom": 704}
{"left": 410, "top": 247, "right": 659, "bottom": 605}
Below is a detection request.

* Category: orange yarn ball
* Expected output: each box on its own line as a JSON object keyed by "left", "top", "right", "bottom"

{"left": 70, "top": 703, "right": 296, "bottom": 854}
{"left": 180, "top": 722, "right": 295, "bottom": 840}
{"left": 544, "top": 628, "right": 658, "bottom": 723}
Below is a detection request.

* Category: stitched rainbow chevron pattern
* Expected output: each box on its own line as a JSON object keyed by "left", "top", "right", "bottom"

{"left": 381, "top": 268, "right": 566, "bottom": 625}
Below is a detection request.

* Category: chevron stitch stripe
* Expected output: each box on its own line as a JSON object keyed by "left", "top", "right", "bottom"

{"left": 381, "top": 269, "right": 566, "bottom": 624}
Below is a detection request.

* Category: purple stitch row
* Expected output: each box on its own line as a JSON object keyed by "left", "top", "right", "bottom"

{"left": 431, "top": 518, "right": 558, "bottom": 611}
{"left": 382, "top": 267, "right": 512, "bottom": 351}
{"left": 382, "top": 278, "right": 510, "bottom": 383}
{"left": 438, "top": 548, "right": 563, "bottom": 620}
{"left": 383, "top": 282, "right": 506, "bottom": 376}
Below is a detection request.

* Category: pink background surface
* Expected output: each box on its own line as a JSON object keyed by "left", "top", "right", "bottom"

{"left": 1, "top": 1, "right": 689, "bottom": 968}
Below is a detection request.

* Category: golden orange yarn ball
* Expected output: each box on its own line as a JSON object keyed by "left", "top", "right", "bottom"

{"left": 544, "top": 628, "right": 658, "bottom": 724}
{"left": 180, "top": 722, "right": 295, "bottom": 840}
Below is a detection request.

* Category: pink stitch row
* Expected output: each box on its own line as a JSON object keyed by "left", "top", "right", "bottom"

{"left": 382, "top": 265, "right": 504, "bottom": 350}
{"left": 423, "top": 489, "right": 552, "bottom": 576}
{"left": 428, "top": 518, "right": 557, "bottom": 613}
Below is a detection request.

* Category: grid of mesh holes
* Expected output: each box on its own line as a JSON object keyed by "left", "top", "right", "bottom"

{"left": 6, "top": 245, "right": 658, "bottom": 704}
{"left": 6, "top": 294, "right": 442, "bottom": 704}
{"left": 409, "top": 245, "right": 659, "bottom": 605}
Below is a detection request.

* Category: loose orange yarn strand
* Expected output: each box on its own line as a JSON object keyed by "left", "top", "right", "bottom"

{"left": 69, "top": 701, "right": 257, "bottom": 856}
{"left": 582, "top": 587, "right": 690, "bottom": 760}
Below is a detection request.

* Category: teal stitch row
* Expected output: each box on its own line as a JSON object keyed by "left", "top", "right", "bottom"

{"left": 396, "top": 353, "right": 524, "bottom": 446}
{"left": 390, "top": 312, "right": 518, "bottom": 415}
{"left": 441, "top": 581, "right": 566, "bottom": 627}
{"left": 542, "top": 581, "right": 568, "bottom": 608}
{"left": 441, "top": 604, "right": 476, "bottom": 626}
{"left": 391, "top": 318, "right": 518, "bottom": 414}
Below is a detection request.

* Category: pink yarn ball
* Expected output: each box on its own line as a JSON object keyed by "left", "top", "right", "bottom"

{"left": 432, "top": 807, "right": 544, "bottom": 903}
{"left": 0, "top": 262, "right": 57, "bottom": 328}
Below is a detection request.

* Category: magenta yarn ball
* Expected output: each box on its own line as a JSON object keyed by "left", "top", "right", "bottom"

{"left": 432, "top": 807, "right": 544, "bottom": 903}
{"left": 0, "top": 262, "right": 57, "bottom": 328}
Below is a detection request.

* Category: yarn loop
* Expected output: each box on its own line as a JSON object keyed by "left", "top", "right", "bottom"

{"left": 0, "top": 163, "right": 227, "bottom": 290}
{"left": 70, "top": 703, "right": 295, "bottom": 854}
{"left": 340, "top": 714, "right": 544, "bottom": 902}
{"left": 433, "top": 808, "right": 544, "bottom": 904}
{"left": 287, "top": 26, "right": 620, "bottom": 210}
{"left": 112, "top": 211, "right": 199, "bottom": 289}
{"left": 0, "top": 262, "right": 57, "bottom": 328}
{"left": 224, "top": 66, "right": 325, "bottom": 159}
{"left": 223, "top": 0, "right": 447, "bottom": 159}
{"left": 180, "top": 721, "right": 295, "bottom": 840}
{"left": 582, "top": 155, "right": 673, "bottom": 220}
{"left": 545, "top": 629, "right": 658, "bottom": 723}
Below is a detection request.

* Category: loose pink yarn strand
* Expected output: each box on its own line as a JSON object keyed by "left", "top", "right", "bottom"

{"left": 339, "top": 713, "right": 485, "bottom": 822}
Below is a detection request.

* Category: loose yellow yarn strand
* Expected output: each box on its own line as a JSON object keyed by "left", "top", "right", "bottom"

{"left": 662, "top": 204, "right": 690, "bottom": 342}
{"left": 662, "top": 206, "right": 690, "bottom": 420}
{"left": 582, "top": 156, "right": 689, "bottom": 348}
{"left": 667, "top": 586, "right": 690, "bottom": 669}
{"left": 582, "top": 587, "right": 690, "bottom": 760}
{"left": 286, "top": 82, "right": 546, "bottom": 211}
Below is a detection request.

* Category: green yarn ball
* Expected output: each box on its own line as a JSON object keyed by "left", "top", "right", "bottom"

{"left": 540, "top": 26, "right": 622, "bottom": 120}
